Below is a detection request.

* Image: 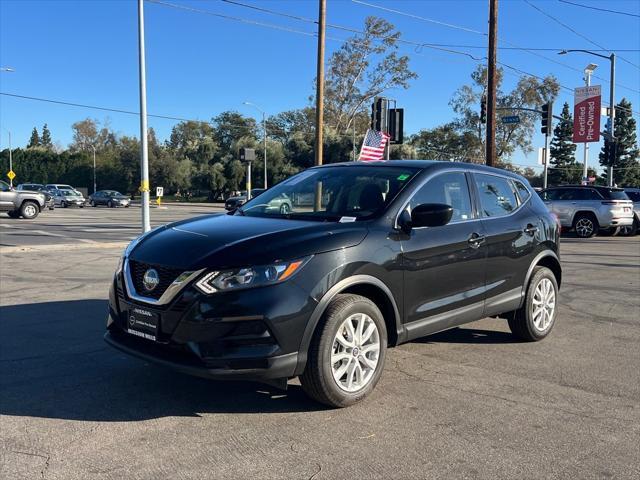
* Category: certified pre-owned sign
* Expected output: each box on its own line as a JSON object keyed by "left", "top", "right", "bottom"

{"left": 573, "top": 85, "right": 601, "bottom": 143}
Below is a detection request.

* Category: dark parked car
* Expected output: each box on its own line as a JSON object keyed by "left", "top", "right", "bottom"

{"left": 105, "top": 161, "right": 561, "bottom": 407}
{"left": 621, "top": 188, "right": 640, "bottom": 236}
{"left": 89, "top": 190, "right": 131, "bottom": 208}
{"left": 0, "top": 180, "right": 51, "bottom": 218}
{"left": 224, "top": 188, "right": 266, "bottom": 211}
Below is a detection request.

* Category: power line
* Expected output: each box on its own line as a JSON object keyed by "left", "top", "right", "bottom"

{"left": 0, "top": 92, "right": 260, "bottom": 131}
{"left": 524, "top": 0, "right": 640, "bottom": 70}
{"left": 558, "top": 0, "right": 640, "bottom": 19}
{"left": 354, "top": 0, "right": 639, "bottom": 93}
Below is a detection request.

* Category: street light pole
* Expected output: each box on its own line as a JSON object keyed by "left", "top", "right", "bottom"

{"left": 243, "top": 102, "right": 268, "bottom": 189}
{"left": 5, "top": 130, "right": 12, "bottom": 188}
{"left": 137, "top": 0, "right": 151, "bottom": 233}
{"left": 559, "top": 49, "right": 616, "bottom": 186}
{"left": 91, "top": 145, "right": 97, "bottom": 193}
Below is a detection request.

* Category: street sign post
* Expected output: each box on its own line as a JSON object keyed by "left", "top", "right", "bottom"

{"left": 156, "top": 186, "right": 163, "bottom": 206}
{"left": 501, "top": 115, "right": 520, "bottom": 125}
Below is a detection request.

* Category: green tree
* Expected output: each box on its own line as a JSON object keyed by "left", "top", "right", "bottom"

{"left": 41, "top": 124, "right": 53, "bottom": 149}
{"left": 599, "top": 98, "right": 640, "bottom": 186}
{"left": 27, "top": 127, "right": 40, "bottom": 148}
{"left": 548, "top": 102, "right": 578, "bottom": 185}
{"left": 410, "top": 123, "right": 481, "bottom": 162}
{"left": 449, "top": 65, "right": 560, "bottom": 163}
{"left": 320, "top": 16, "right": 417, "bottom": 134}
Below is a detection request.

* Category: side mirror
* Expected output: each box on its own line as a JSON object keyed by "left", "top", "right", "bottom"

{"left": 411, "top": 203, "right": 453, "bottom": 228}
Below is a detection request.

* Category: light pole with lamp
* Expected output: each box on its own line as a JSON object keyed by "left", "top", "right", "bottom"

{"left": 3, "top": 129, "right": 12, "bottom": 188}
{"left": 243, "top": 101, "right": 268, "bottom": 190}
{"left": 84, "top": 143, "right": 97, "bottom": 194}
{"left": 582, "top": 63, "right": 597, "bottom": 184}
{"left": 559, "top": 49, "right": 616, "bottom": 186}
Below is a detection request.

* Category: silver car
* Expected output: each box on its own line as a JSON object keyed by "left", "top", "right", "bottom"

{"left": 540, "top": 185, "right": 633, "bottom": 238}
{"left": 52, "top": 189, "right": 86, "bottom": 208}
{"left": 621, "top": 188, "right": 640, "bottom": 236}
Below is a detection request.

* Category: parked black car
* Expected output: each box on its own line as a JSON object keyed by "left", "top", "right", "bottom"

{"left": 224, "top": 188, "right": 266, "bottom": 211}
{"left": 105, "top": 161, "right": 561, "bottom": 407}
{"left": 88, "top": 190, "right": 131, "bottom": 208}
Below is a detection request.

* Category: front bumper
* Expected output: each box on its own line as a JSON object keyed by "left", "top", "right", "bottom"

{"left": 105, "top": 265, "right": 317, "bottom": 383}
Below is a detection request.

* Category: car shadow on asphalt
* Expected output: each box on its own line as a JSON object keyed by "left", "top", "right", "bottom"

{"left": 0, "top": 299, "right": 325, "bottom": 421}
{"left": 411, "top": 326, "right": 519, "bottom": 345}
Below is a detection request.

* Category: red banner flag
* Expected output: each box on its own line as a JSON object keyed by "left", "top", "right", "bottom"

{"left": 573, "top": 85, "right": 601, "bottom": 143}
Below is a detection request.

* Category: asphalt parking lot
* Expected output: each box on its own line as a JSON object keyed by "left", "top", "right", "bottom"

{"left": 1, "top": 208, "right": 639, "bottom": 479}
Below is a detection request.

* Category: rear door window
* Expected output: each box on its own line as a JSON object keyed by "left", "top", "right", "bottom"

{"left": 474, "top": 174, "right": 519, "bottom": 218}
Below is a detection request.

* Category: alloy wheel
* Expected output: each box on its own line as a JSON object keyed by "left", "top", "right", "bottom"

{"left": 331, "top": 313, "right": 380, "bottom": 393}
{"left": 23, "top": 204, "right": 37, "bottom": 218}
{"left": 531, "top": 278, "right": 556, "bottom": 332}
{"left": 575, "top": 218, "right": 594, "bottom": 237}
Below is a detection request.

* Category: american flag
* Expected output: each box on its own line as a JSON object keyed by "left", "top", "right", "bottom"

{"left": 358, "top": 129, "right": 390, "bottom": 161}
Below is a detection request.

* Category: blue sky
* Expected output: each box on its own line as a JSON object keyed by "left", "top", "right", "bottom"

{"left": 1, "top": 0, "right": 639, "bottom": 171}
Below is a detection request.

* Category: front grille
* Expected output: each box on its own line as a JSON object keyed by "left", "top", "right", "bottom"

{"left": 128, "top": 260, "right": 184, "bottom": 300}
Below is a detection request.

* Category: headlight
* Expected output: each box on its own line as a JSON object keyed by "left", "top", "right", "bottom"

{"left": 195, "top": 257, "right": 311, "bottom": 294}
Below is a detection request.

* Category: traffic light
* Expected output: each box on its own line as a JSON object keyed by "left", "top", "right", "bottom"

{"left": 388, "top": 108, "right": 404, "bottom": 144}
{"left": 540, "top": 102, "right": 553, "bottom": 135}
{"left": 480, "top": 95, "right": 487, "bottom": 124}
{"left": 604, "top": 140, "right": 617, "bottom": 165}
{"left": 371, "top": 97, "right": 388, "bottom": 132}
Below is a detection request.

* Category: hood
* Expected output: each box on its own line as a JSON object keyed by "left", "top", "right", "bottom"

{"left": 129, "top": 214, "right": 368, "bottom": 270}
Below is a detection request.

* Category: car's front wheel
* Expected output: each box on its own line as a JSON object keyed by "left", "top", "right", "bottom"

{"left": 108, "top": 200, "right": 114, "bottom": 208}
{"left": 573, "top": 213, "right": 598, "bottom": 238}
{"left": 300, "top": 294, "right": 387, "bottom": 408}
{"left": 508, "top": 266, "right": 558, "bottom": 341}
{"left": 20, "top": 201, "right": 40, "bottom": 220}
{"left": 90, "top": 200, "right": 96, "bottom": 207}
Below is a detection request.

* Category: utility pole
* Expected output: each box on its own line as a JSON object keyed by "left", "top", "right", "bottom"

{"left": 607, "top": 53, "right": 616, "bottom": 186}
{"left": 314, "top": 0, "right": 326, "bottom": 211}
{"left": 137, "top": 0, "right": 151, "bottom": 233}
{"left": 314, "top": 0, "right": 326, "bottom": 167}
{"left": 485, "top": 0, "right": 498, "bottom": 167}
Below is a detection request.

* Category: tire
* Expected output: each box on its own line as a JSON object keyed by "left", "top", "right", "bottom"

{"left": 62, "top": 201, "right": 68, "bottom": 208}
{"left": 573, "top": 213, "right": 598, "bottom": 238}
{"left": 300, "top": 294, "right": 387, "bottom": 408}
{"left": 108, "top": 200, "right": 114, "bottom": 208}
{"left": 599, "top": 227, "right": 619, "bottom": 237}
{"left": 20, "top": 201, "right": 39, "bottom": 220}
{"left": 279, "top": 203, "right": 291, "bottom": 214}
{"left": 620, "top": 218, "right": 638, "bottom": 236}
{"left": 7, "top": 210, "right": 20, "bottom": 219}
{"left": 90, "top": 200, "right": 96, "bottom": 207}
{"left": 508, "top": 266, "right": 558, "bottom": 342}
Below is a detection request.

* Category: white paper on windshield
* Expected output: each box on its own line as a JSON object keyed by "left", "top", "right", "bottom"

{"left": 339, "top": 216, "right": 357, "bottom": 223}
{"left": 283, "top": 170, "right": 317, "bottom": 186}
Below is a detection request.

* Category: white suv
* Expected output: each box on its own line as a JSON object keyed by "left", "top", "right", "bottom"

{"left": 540, "top": 186, "right": 633, "bottom": 238}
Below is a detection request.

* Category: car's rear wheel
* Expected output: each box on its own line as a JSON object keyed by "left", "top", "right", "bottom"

{"left": 279, "top": 203, "right": 291, "bottom": 214}
{"left": 620, "top": 218, "right": 638, "bottom": 236}
{"left": 20, "top": 201, "right": 39, "bottom": 220}
{"left": 508, "top": 266, "right": 558, "bottom": 341}
{"left": 108, "top": 200, "right": 114, "bottom": 208}
{"left": 300, "top": 294, "right": 387, "bottom": 408}
{"left": 573, "top": 213, "right": 598, "bottom": 238}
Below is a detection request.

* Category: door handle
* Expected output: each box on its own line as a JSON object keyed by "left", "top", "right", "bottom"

{"left": 468, "top": 233, "right": 485, "bottom": 248}
{"left": 524, "top": 224, "right": 539, "bottom": 235}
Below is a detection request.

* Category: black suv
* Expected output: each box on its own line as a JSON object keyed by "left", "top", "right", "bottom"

{"left": 105, "top": 161, "right": 561, "bottom": 407}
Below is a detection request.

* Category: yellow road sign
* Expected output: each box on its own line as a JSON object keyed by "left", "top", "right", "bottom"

{"left": 7, "top": 170, "right": 15, "bottom": 181}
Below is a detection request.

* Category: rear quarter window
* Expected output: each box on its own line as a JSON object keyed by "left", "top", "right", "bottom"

{"left": 601, "top": 189, "right": 630, "bottom": 200}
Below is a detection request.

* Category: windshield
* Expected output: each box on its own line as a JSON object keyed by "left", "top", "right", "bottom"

{"left": 62, "top": 190, "right": 81, "bottom": 197}
{"left": 104, "top": 190, "right": 122, "bottom": 196}
{"left": 237, "top": 165, "right": 419, "bottom": 221}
